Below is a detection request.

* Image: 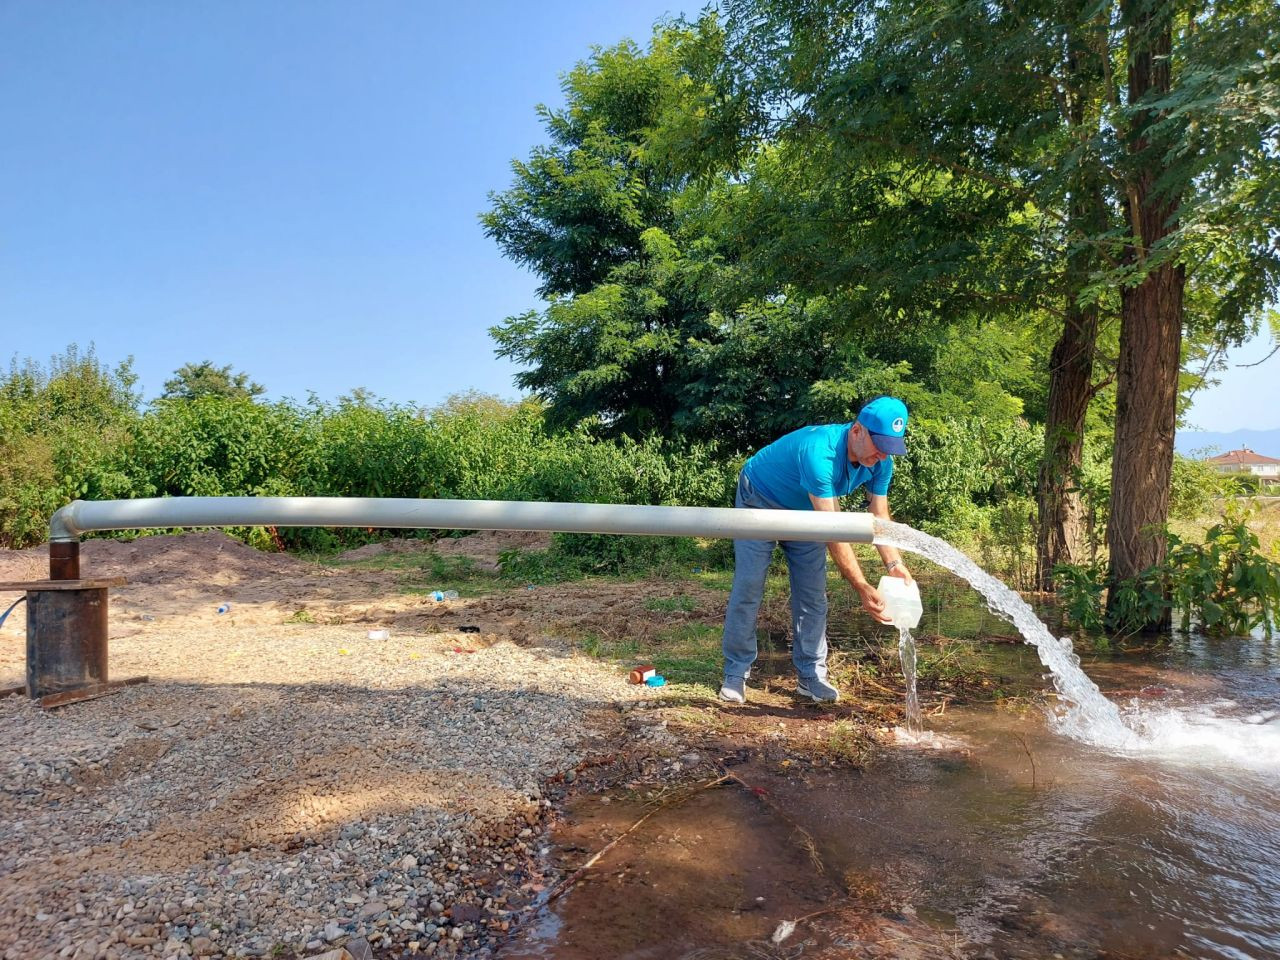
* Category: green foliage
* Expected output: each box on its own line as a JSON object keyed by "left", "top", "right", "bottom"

{"left": 161, "top": 361, "right": 265, "bottom": 401}
{"left": 0, "top": 378, "right": 741, "bottom": 558}
{"left": 1053, "top": 560, "right": 1108, "bottom": 633}
{"left": 484, "top": 19, "right": 1042, "bottom": 448}
{"left": 0, "top": 346, "right": 139, "bottom": 547}
{"left": 711, "top": 0, "right": 1279, "bottom": 590}
{"left": 499, "top": 533, "right": 718, "bottom": 582}
{"left": 1053, "top": 561, "right": 1170, "bottom": 638}
{"left": 1166, "top": 502, "right": 1280, "bottom": 637}
{"left": 130, "top": 397, "right": 313, "bottom": 498}
{"left": 646, "top": 594, "right": 699, "bottom": 613}
{"left": 484, "top": 25, "right": 726, "bottom": 438}
{"left": 888, "top": 418, "right": 1040, "bottom": 526}
{"left": 1055, "top": 502, "right": 1280, "bottom": 636}
{"left": 1169, "top": 453, "right": 1240, "bottom": 521}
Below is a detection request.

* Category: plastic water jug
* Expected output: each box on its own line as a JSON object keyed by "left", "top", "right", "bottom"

{"left": 877, "top": 576, "right": 923, "bottom": 629}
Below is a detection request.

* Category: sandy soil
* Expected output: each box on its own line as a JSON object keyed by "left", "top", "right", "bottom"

{"left": 0, "top": 530, "right": 728, "bottom": 654}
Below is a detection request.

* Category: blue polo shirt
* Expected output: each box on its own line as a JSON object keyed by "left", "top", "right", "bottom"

{"left": 742, "top": 424, "right": 894, "bottom": 511}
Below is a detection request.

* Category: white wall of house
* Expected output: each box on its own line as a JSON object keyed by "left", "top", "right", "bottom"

{"left": 1209, "top": 462, "right": 1280, "bottom": 480}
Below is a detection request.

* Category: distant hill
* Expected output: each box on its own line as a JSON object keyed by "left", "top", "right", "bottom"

{"left": 1176, "top": 429, "right": 1280, "bottom": 459}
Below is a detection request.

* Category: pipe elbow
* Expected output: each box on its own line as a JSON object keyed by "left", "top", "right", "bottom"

{"left": 49, "top": 502, "right": 84, "bottom": 542}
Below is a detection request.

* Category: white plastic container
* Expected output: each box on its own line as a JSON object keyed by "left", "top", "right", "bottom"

{"left": 877, "top": 576, "right": 923, "bottom": 629}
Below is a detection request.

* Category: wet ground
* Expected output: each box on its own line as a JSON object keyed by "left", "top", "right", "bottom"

{"left": 500, "top": 628, "right": 1280, "bottom": 960}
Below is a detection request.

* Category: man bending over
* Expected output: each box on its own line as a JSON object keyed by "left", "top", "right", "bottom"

{"left": 720, "top": 396, "right": 914, "bottom": 703}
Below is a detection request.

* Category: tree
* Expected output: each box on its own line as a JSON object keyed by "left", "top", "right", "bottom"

{"left": 0, "top": 345, "right": 139, "bottom": 546}
{"left": 483, "top": 28, "right": 720, "bottom": 436}
{"left": 486, "top": 19, "right": 1040, "bottom": 448}
{"left": 1104, "top": 0, "right": 1279, "bottom": 607}
{"left": 713, "top": 0, "right": 1280, "bottom": 607}
{"left": 161, "top": 361, "right": 265, "bottom": 402}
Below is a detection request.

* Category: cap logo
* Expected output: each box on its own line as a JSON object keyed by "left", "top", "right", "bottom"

{"left": 892, "top": 417, "right": 905, "bottom": 433}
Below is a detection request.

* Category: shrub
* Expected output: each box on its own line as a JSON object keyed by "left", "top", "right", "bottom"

{"left": 1166, "top": 501, "right": 1280, "bottom": 637}
{"left": 1055, "top": 501, "right": 1280, "bottom": 637}
{"left": 129, "top": 397, "right": 315, "bottom": 498}
{"left": 0, "top": 347, "right": 139, "bottom": 547}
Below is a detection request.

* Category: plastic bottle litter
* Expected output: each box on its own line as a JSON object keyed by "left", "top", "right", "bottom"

{"left": 628, "top": 664, "right": 657, "bottom": 684}
{"left": 430, "top": 590, "right": 460, "bottom": 602}
{"left": 367, "top": 629, "right": 390, "bottom": 641}
{"left": 876, "top": 576, "right": 923, "bottom": 629}
{"left": 216, "top": 603, "right": 232, "bottom": 615}
{"left": 644, "top": 675, "right": 667, "bottom": 687}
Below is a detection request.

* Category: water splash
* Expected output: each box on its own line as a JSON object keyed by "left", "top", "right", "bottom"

{"left": 875, "top": 520, "right": 1139, "bottom": 749}
{"left": 897, "top": 627, "right": 923, "bottom": 733}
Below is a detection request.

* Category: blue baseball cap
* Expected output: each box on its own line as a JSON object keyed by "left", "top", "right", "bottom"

{"left": 856, "top": 396, "right": 909, "bottom": 455}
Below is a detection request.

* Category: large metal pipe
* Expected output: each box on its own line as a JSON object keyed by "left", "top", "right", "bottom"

{"left": 49, "top": 496, "right": 876, "bottom": 544}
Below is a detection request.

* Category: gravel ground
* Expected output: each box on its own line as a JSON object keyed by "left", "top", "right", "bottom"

{"left": 0, "top": 617, "right": 667, "bottom": 960}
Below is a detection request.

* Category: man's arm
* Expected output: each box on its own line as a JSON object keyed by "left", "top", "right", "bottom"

{"left": 867, "top": 493, "right": 913, "bottom": 583}
{"left": 809, "top": 494, "right": 891, "bottom": 623}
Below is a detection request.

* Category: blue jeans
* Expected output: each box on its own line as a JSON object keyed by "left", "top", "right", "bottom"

{"left": 723, "top": 471, "right": 830, "bottom": 683}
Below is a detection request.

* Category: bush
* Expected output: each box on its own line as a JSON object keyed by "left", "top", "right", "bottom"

{"left": 1169, "top": 453, "right": 1239, "bottom": 520}
{"left": 888, "top": 417, "right": 1041, "bottom": 535}
{"left": 1166, "top": 501, "right": 1280, "bottom": 636}
{"left": 1054, "top": 501, "right": 1280, "bottom": 637}
{"left": 0, "top": 347, "right": 139, "bottom": 548}
{"left": 129, "top": 397, "right": 315, "bottom": 498}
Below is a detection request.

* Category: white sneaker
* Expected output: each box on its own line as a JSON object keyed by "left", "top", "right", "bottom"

{"left": 719, "top": 677, "right": 746, "bottom": 703}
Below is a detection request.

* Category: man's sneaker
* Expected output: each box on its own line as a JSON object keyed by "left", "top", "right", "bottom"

{"left": 719, "top": 677, "right": 746, "bottom": 703}
{"left": 797, "top": 676, "right": 840, "bottom": 703}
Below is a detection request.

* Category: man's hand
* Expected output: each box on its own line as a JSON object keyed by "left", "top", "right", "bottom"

{"left": 889, "top": 561, "right": 914, "bottom": 585}
{"left": 854, "top": 581, "right": 893, "bottom": 624}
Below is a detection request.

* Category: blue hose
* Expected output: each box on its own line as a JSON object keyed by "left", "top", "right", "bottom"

{"left": 0, "top": 595, "right": 25, "bottom": 631}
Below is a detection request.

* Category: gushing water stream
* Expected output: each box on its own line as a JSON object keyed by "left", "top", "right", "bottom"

{"left": 875, "top": 520, "right": 1139, "bottom": 748}
{"left": 876, "top": 520, "right": 1280, "bottom": 772}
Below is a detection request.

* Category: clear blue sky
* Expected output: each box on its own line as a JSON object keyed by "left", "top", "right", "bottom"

{"left": 1184, "top": 331, "right": 1280, "bottom": 433}
{"left": 0, "top": 1, "right": 684, "bottom": 407}
{"left": 2, "top": 2, "right": 1275, "bottom": 429}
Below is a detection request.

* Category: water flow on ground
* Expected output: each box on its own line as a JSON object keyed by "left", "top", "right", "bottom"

{"left": 875, "top": 520, "right": 1280, "bottom": 771}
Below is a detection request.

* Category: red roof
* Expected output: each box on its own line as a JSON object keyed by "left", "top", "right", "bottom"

{"left": 1205, "top": 448, "right": 1280, "bottom": 466}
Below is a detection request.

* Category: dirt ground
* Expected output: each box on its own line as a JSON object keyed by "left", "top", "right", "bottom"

{"left": 0, "top": 532, "right": 826, "bottom": 960}
{"left": 0, "top": 533, "right": 698, "bottom": 957}
{"left": 0, "top": 531, "right": 948, "bottom": 960}
{"left": 0, "top": 530, "right": 728, "bottom": 648}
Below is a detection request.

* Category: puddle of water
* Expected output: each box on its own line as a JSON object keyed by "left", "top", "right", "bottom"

{"left": 498, "top": 781, "right": 849, "bottom": 959}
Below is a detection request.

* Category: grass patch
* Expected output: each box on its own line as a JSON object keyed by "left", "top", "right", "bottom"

{"left": 815, "top": 718, "right": 877, "bottom": 765}
{"left": 645, "top": 595, "right": 700, "bottom": 613}
{"left": 331, "top": 549, "right": 505, "bottom": 599}
{"left": 572, "top": 620, "right": 723, "bottom": 699}
{"left": 498, "top": 533, "right": 734, "bottom": 585}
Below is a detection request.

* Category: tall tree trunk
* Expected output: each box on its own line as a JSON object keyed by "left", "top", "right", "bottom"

{"left": 1035, "top": 17, "right": 1108, "bottom": 591}
{"left": 1107, "top": 0, "right": 1185, "bottom": 625}
{"left": 1036, "top": 303, "right": 1097, "bottom": 590}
